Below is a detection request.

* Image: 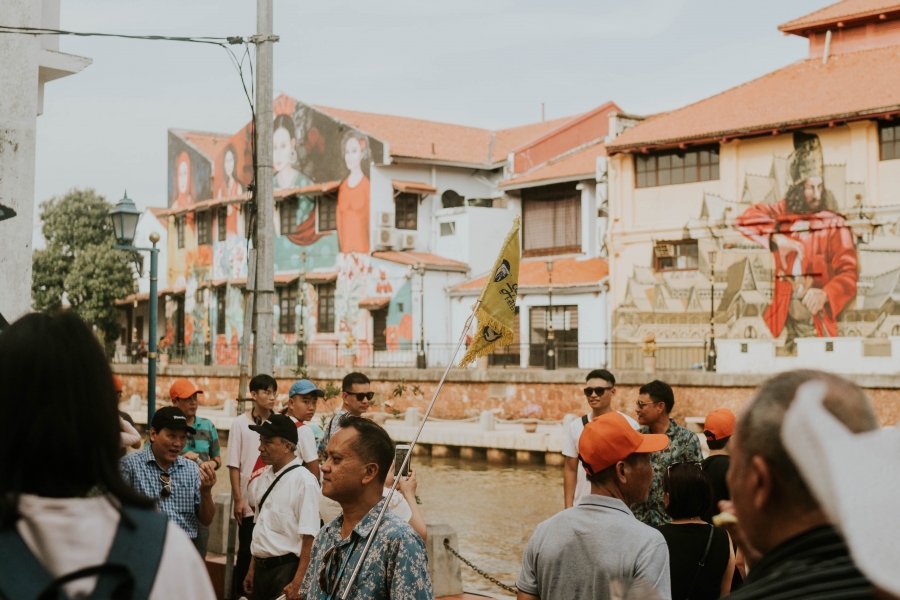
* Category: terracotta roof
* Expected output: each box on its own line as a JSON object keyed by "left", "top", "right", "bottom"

{"left": 148, "top": 207, "right": 169, "bottom": 227}
{"left": 779, "top": 0, "right": 900, "bottom": 33}
{"left": 492, "top": 117, "right": 575, "bottom": 163}
{"left": 165, "top": 193, "right": 249, "bottom": 216}
{"left": 451, "top": 256, "right": 609, "bottom": 293}
{"left": 275, "top": 273, "right": 300, "bottom": 285}
{"left": 275, "top": 181, "right": 341, "bottom": 199}
{"left": 358, "top": 296, "right": 390, "bottom": 310}
{"left": 371, "top": 251, "right": 469, "bottom": 272}
{"left": 304, "top": 271, "right": 338, "bottom": 284}
{"left": 179, "top": 130, "right": 232, "bottom": 160}
{"left": 392, "top": 180, "right": 438, "bottom": 195}
{"left": 607, "top": 44, "right": 900, "bottom": 153}
{"left": 157, "top": 286, "right": 186, "bottom": 296}
{"left": 115, "top": 292, "right": 151, "bottom": 307}
{"left": 501, "top": 141, "right": 606, "bottom": 189}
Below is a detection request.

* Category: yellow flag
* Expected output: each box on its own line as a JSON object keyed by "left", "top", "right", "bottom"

{"left": 459, "top": 216, "right": 520, "bottom": 367}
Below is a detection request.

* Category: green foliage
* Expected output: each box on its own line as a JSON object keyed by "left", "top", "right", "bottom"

{"left": 32, "top": 189, "right": 134, "bottom": 348}
{"left": 322, "top": 381, "right": 341, "bottom": 401}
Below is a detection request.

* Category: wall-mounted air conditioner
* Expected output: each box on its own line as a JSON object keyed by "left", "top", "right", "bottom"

{"left": 376, "top": 227, "right": 395, "bottom": 249}
{"left": 399, "top": 232, "right": 417, "bottom": 250}
{"left": 376, "top": 212, "right": 394, "bottom": 228}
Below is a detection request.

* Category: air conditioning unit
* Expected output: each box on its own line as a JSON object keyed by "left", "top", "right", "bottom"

{"left": 376, "top": 212, "right": 394, "bottom": 228}
{"left": 654, "top": 244, "right": 675, "bottom": 257}
{"left": 399, "top": 232, "right": 417, "bottom": 250}
{"left": 376, "top": 227, "right": 395, "bottom": 249}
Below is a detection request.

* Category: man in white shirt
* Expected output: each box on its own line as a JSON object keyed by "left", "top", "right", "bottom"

{"left": 243, "top": 414, "right": 320, "bottom": 600}
{"left": 563, "top": 369, "right": 640, "bottom": 508}
{"left": 285, "top": 379, "right": 323, "bottom": 480}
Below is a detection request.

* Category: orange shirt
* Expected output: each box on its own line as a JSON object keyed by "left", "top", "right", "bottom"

{"left": 336, "top": 175, "right": 370, "bottom": 254}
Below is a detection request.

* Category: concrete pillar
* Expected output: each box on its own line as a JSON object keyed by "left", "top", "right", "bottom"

{"left": 460, "top": 446, "right": 487, "bottom": 461}
{"left": 424, "top": 523, "right": 464, "bottom": 598}
{"left": 405, "top": 407, "right": 422, "bottom": 428}
{"left": 487, "top": 448, "right": 512, "bottom": 464}
{"left": 545, "top": 452, "right": 566, "bottom": 467}
{"left": 207, "top": 493, "right": 233, "bottom": 555}
{"left": 516, "top": 450, "right": 542, "bottom": 465}
{"left": 431, "top": 445, "right": 458, "bottom": 458}
{"left": 411, "top": 443, "right": 431, "bottom": 457}
{"left": 479, "top": 410, "right": 495, "bottom": 431}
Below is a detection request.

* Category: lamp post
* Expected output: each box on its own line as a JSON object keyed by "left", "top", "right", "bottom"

{"left": 131, "top": 279, "right": 139, "bottom": 364}
{"left": 204, "top": 287, "right": 212, "bottom": 366}
{"left": 297, "top": 251, "right": 307, "bottom": 368}
{"left": 546, "top": 260, "right": 556, "bottom": 370}
{"left": 109, "top": 191, "right": 161, "bottom": 423}
{"left": 416, "top": 264, "right": 427, "bottom": 369}
{"left": 707, "top": 250, "right": 717, "bottom": 372}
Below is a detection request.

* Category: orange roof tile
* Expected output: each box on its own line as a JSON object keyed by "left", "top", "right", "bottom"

{"left": 451, "top": 256, "right": 608, "bottom": 293}
{"left": 304, "top": 272, "right": 338, "bottom": 284}
{"left": 164, "top": 193, "right": 250, "bottom": 217}
{"left": 392, "top": 180, "right": 438, "bottom": 195}
{"left": 275, "top": 181, "right": 341, "bottom": 199}
{"left": 372, "top": 251, "right": 469, "bottom": 272}
{"left": 358, "top": 296, "right": 390, "bottom": 310}
{"left": 492, "top": 116, "right": 575, "bottom": 163}
{"left": 115, "top": 292, "right": 151, "bottom": 306}
{"left": 502, "top": 141, "right": 606, "bottom": 189}
{"left": 607, "top": 44, "right": 900, "bottom": 153}
{"left": 180, "top": 130, "right": 232, "bottom": 160}
{"left": 780, "top": 0, "right": 900, "bottom": 33}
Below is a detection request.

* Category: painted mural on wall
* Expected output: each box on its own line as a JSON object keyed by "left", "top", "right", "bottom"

{"left": 615, "top": 131, "right": 900, "bottom": 356}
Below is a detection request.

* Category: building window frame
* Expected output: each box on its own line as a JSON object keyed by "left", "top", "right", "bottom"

{"left": 197, "top": 210, "right": 212, "bottom": 246}
{"left": 176, "top": 216, "right": 185, "bottom": 249}
{"left": 654, "top": 239, "right": 700, "bottom": 272}
{"left": 318, "top": 193, "right": 337, "bottom": 232}
{"left": 395, "top": 193, "right": 418, "bottom": 230}
{"left": 217, "top": 206, "right": 227, "bottom": 242}
{"left": 216, "top": 286, "right": 226, "bottom": 335}
{"left": 278, "top": 286, "right": 297, "bottom": 334}
{"left": 316, "top": 282, "right": 336, "bottom": 333}
{"left": 635, "top": 145, "right": 720, "bottom": 188}
{"left": 280, "top": 197, "right": 298, "bottom": 236}
{"left": 522, "top": 182, "right": 582, "bottom": 256}
{"left": 879, "top": 122, "right": 900, "bottom": 161}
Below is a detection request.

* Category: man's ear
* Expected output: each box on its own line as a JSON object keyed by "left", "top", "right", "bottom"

{"left": 616, "top": 461, "right": 628, "bottom": 484}
{"left": 749, "top": 455, "right": 774, "bottom": 512}
{"left": 360, "top": 462, "right": 380, "bottom": 486}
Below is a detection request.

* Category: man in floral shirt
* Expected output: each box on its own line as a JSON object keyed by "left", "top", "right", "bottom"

{"left": 631, "top": 380, "right": 703, "bottom": 527}
{"left": 300, "top": 414, "right": 432, "bottom": 600}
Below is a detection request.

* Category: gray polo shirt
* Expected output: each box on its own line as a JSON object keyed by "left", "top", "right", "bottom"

{"left": 517, "top": 495, "right": 672, "bottom": 600}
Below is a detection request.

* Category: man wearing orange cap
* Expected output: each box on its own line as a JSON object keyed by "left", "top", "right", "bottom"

{"left": 517, "top": 412, "right": 672, "bottom": 600}
{"left": 701, "top": 408, "right": 735, "bottom": 524}
{"left": 169, "top": 378, "right": 221, "bottom": 558}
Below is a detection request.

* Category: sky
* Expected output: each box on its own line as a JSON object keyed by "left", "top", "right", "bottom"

{"left": 33, "top": 0, "right": 827, "bottom": 232}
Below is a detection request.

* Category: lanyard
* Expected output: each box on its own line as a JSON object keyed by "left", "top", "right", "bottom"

{"left": 326, "top": 536, "right": 360, "bottom": 600}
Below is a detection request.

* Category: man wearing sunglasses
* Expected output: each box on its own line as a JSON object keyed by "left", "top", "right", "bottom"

{"left": 563, "top": 369, "right": 639, "bottom": 508}
{"left": 321, "top": 372, "right": 373, "bottom": 452}
{"left": 120, "top": 406, "right": 217, "bottom": 550}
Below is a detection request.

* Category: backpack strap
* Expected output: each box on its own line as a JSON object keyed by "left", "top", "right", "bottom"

{"left": 684, "top": 524, "right": 715, "bottom": 600}
{"left": 0, "top": 524, "right": 55, "bottom": 600}
{"left": 581, "top": 414, "right": 590, "bottom": 427}
{"left": 257, "top": 465, "right": 301, "bottom": 515}
{"left": 91, "top": 506, "right": 167, "bottom": 600}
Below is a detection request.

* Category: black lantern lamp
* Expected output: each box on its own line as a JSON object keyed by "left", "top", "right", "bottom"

{"left": 109, "top": 191, "right": 141, "bottom": 246}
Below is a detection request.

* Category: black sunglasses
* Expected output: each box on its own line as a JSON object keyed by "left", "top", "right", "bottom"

{"left": 344, "top": 391, "right": 374, "bottom": 401}
{"left": 583, "top": 386, "right": 613, "bottom": 398}
{"left": 159, "top": 473, "right": 172, "bottom": 499}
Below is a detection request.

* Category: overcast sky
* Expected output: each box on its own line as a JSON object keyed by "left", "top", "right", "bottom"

{"left": 34, "top": 0, "right": 826, "bottom": 227}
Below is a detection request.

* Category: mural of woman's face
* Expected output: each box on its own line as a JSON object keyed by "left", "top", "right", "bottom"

{"left": 273, "top": 127, "right": 295, "bottom": 174}
{"left": 224, "top": 150, "right": 235, "bottom": 180}
{"left": 178, "top": 160, "right": 189, "bottom": 195}
{"left": 344, "top": 137, "right": 363, "bottom": 172}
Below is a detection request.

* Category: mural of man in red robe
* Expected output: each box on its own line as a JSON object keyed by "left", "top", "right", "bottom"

{"left": 735, "top": 134, "right": 857, "bottom": 353}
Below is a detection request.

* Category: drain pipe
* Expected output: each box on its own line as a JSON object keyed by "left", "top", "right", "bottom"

{"left": 823, "top": 30, "right": 832, "bottom": 65}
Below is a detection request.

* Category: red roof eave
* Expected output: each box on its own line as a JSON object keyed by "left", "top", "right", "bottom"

{"left": 779, "top": 6, "right": 900, "bottom": 35}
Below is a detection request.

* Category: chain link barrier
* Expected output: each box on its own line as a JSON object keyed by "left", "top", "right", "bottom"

{"left": 443, "top": 539, "right": 517, "bottom": 595}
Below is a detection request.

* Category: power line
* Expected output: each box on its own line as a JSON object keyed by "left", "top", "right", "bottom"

{"left": 0, "top": 24, "right": 244, "bottom": 47}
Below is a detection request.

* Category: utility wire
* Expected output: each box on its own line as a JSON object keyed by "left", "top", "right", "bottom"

{"left": 0, "top": 24, "right": 244, "bottom": 47}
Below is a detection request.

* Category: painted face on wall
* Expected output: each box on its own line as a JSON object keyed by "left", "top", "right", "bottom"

{"left": 804, "top": 176, "right": 824, "bottom": 211}
{"left": 224, "top": 150, "right": 236, "bottom": 181}
{"left": 344, "top": 137, "right": 363, "bottom": 172}
{"left": 178, "top": 160, "right": 189, "bottom": 195}
{"left": 273, "top": 126, "right": 295, "bottom": 174}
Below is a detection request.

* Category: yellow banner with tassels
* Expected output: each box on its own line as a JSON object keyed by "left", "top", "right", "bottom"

{"left": 459, "top": 216, "right": 520, "bottom": 367}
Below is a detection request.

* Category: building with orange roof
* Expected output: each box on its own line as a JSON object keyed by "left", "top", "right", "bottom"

{"left": 603, "top": 0, "right": 900, "bottom": 375}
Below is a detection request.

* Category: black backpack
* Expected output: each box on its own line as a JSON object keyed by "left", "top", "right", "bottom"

{"left": 0, "top": 505, "right": 167, "bottom": 600}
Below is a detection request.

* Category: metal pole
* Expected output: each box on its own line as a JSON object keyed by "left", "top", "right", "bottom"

{"left": 339, "top": 301, "right": 481, "bottom": 600}
{"left": 297, "top": 263, "right": 306, "bottom": 368}
{"left": 148, "top": 239, "right": 159, "bottom": 423}
{"left": 252, "top": 0, "right": 276, "bottom": 376}
{"left": 417, "top": 265, "right": 426, "bottom": 369}
{"left": 707, "top": 254, "right": 717, "bottom": 372}
{"left": 546, "top": 266, "right": 556, "bottom": 370}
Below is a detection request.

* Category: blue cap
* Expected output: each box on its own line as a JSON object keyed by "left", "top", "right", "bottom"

{"left": 289, "top": 379, "right": 325, "bottom": 398}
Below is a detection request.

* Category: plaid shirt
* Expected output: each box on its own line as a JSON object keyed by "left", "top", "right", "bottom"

{"left": 120, "top": 447, "right": 202, "bottom": 538}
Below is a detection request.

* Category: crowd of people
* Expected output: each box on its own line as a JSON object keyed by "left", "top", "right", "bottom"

{"left": 0, "top": 310, "right": 897, "bottom": 600}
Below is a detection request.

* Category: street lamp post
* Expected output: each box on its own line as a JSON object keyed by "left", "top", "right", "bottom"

{"left": 131, "top": 279, "right": 139, "bottom": 364}
{"left": 109, "top": 191, "right": 161, "bottom": 423}
{"left": 546, "top": 260, "right": 556, "bottom": 371}
{"left": 416, "top": 264, "right": 427, "bottom": 369}
{"left": 297, "top": 251, "right": 307, "bottom": 368}
{"left": 707, "top": 250, "right": 717, "bottom": 372}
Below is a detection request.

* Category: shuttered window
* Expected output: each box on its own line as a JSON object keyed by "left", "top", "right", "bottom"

{"left": 522, "top": 183, "right": 581, "bottom": 255}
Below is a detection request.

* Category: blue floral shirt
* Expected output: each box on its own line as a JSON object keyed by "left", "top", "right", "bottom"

{"left": 300, "top": 498, "right": 433, "bottom": 600}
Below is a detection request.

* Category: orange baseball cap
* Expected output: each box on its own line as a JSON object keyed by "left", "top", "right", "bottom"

{"left": 578, "top": 412, "right": 669, "bottom": 474}
{"left": 112, "top": 375, "right": 123, "bottom": 392}
{"left": 169, "top": 379, "right": 203, "bottom": 400}
{"left": 704, "top": 408, "right": 736, "bottom": 441}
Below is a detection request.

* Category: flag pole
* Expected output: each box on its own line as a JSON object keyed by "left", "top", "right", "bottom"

{"left": 337, "top": 299, "right": 481, "bottom": 600}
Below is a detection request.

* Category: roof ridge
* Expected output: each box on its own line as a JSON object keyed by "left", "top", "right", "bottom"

{"left": 169, "top": 127, "right": 233, "bottom": 138}
{"left": 509, "top": 138, "right": 605, "bottom": 178}
{"left": 780, "top": 0, "right": 900, "bottom": 31}
{"left": 315, "top": 104, "right": 493, "bottom": 133}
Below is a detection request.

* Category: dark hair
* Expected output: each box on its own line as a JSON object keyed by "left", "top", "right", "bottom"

{"left": 586, "top": 369, "right": 615, "bottom": 386}
{"left": 639, "top": 380, "right": 674, "bottom": 413}
{"left": 663, "top": 462, "right": 714, "bottom": 520}
{"left": 705, "top": 436, "right": 730, "bottom": 451}
{"left": 586, "top": 453, "right": 646, "bottom": 485}
{"left": 223, "top": 143, "right": 238, "bottom": 180}
{"left": 273, "top": 114, "right": 296, "bottom": 141}
{"left": 336, "top": 414, "right": 394, "bottom": 484}
{"left": 784, "top": 180, "right": 838, "bottom": 214}
{"left": 342, "top": 372, "right": 370, "bottom": 391}
{"left": 250, "top": 374, "right": 277, "bottom": 393}
{"left": 0, "top": 312, "right": 154, "bottom": 523}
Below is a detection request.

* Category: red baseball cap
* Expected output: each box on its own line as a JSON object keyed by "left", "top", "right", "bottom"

{"left": 112, "top": 375, "right": 123, "bottom": 392}
{"left": 579, "top": 412, "right": 669, "bottom": 474}
{"left": 704, "top": 408, "right": 736, "bottom": 441}
{"left": 169, "top": 379, "right": 203, "bottom": 401}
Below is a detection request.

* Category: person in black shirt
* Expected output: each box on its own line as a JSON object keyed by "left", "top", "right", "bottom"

{"left": 657, "top": 462, "right": 734, "bottom": 600}
{"left": 721, "top": 370, "right": 881, "bottom": 600}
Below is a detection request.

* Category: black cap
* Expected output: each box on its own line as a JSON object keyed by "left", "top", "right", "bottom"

{"left": 249, "top": 414, "right": 298, "bottom": 445}
{"left": 151, "top": 406, "right": 196, "bottom": 434}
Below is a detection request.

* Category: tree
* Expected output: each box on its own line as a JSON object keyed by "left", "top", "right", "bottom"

{"left": 32, "top": 189, "right": 134, "bottom": 349}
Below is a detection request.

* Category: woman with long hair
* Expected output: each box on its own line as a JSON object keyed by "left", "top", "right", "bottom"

{"left": 273, "top": 114, "right": 312, "bottom": 191}
{"left": 218, "top": 143, "right": 244, "bottom": 199}
{"left": 336, "top": 130, "right": 370, "bottom": 254}
{"left": 0, "top": 312, "right": 215, "bottom": 598}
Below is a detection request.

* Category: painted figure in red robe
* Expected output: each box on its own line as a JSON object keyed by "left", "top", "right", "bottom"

{"left": 336, "top": 130, "right": 370, "bottom": 254}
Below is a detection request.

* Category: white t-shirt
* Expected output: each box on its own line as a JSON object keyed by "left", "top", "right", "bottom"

{"left": 246, "top": 458, "right": 321, "bottom": 559}
{"left": 16, "top": 494, "right": 216, "bottom": 600}
{"left": 288, "top": 416, "right": 319, "bottom": 464}
{"left": 563, "top": 411, "right": 641, "bottom": 506}
{"left": 226, "top": 412, "right": 261, "bottom": 517}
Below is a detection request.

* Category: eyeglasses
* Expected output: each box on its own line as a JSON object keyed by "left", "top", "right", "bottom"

{"left": 318, "top": 538, "right": 360, "bottom": 596}
{"left": 344, "top": 391, "right": 374, "bottom": 401}
{"left": 583, "top": 386, "right": 613, "bottom": 398}
{"left": 635, "top": 400, "right": 660, "bottom": 409}
{"left": 666, "top": 461, "right": 702, "bottom": 476}
{"left": 159, "top": 473, "right": 172, "bottom": 499}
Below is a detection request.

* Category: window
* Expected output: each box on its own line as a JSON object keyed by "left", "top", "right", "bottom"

{"left": 197, "top": 211, "right": 212, "bottom": 246}
{"left": 636, "top": 146, "right": 719, "bottom": 188}
{"left": 280, "top": 197, "right": 297, "bottom": 236}
{"left": 216, "top": 286, "right": 226, "bottom": 335}
{"left": 880, "top": 122, "right": 900, "bottom": 160}
{"left": 442, "top": 190, "right": 464, "bottom": 209}
{"left": 440, "top": 221, "right": 456, "bottom": 236}
{"left": 529, "top": 305, "right": 579, "bottom": 368}
{"left": 217, "top": 206, "right": 227, "bottom": 242}
{"left": 176, "top": 216, "right": 185, "bottom": 249}
{"left": 654, "top": 240, "right": 699, "bottom": 271}
{"left": 522, "top": 183, "right": 581, "bottom": 255}
{"left": 372, "top": 308, "right": 387, "bottom": 351}
{"left": 316, "top": 283, "right": 335, "bottom": 333}
{"left": 395, "top": 193, "right": 418, "bottom": 230}
{"left": 318, "top": 194, "right": 337, "bottom": 231}
{"left": 278, "top": 286, "right": 297, "bottom": 334}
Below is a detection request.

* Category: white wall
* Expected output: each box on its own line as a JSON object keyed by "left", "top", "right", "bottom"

{"left": 718, "top": 338, "right": 900, "bottom": 375}
{"left": 133, "top": 211, "right": 168, "bottom": 294}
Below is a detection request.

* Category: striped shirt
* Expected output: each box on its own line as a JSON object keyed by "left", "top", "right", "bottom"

{"left": 184, "top": 415, "right": 220, "bottom": 463}
{"left": 726, "top": 525, "right": 876, "bottom": 599}
{"left": 120, "top": 448, "right": 202, "bottom": 539}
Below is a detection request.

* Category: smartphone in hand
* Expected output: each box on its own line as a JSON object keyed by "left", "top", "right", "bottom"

{"left": 394, "top": 444, "right": 411, "bottom": 477}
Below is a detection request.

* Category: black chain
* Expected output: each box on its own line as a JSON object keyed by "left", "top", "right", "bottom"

{"left": 443, "top": 539, "right": 517, "bottom": 595}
